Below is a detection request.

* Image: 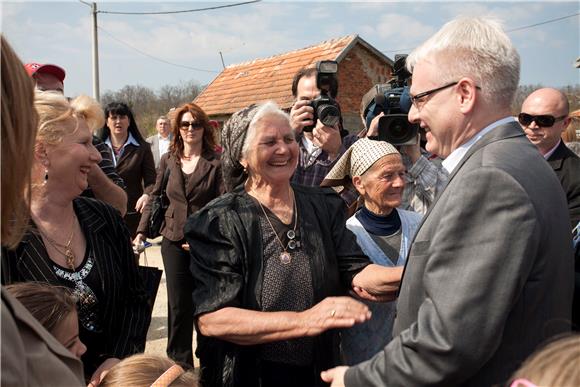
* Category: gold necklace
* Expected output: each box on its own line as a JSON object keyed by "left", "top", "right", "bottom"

{"left": 255, "top": 188, "right": 298, "bottom": 265}
{"left": 38, "top": 214, "right": 77, "bottom": 271}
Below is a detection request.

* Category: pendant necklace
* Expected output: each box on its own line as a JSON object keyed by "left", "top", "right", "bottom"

{"left": 256, "top": 188, "right": 298, "bottom": 265}
{"left": 38, "top": 214, "right": 77, "bottom": 271}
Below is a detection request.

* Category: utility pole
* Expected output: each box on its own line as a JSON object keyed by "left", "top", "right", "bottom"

{"left": 80, "top": 1, "right": 100, "bottom": 101}
{"left": 91, "top": 2, "right": 100, "bottom": 101}
{"left": 219, "top": 51, "right": 226, "bottom": 69}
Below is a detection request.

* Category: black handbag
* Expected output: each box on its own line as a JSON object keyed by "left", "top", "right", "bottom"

{"left": 137, "top": 250, "right": 163, "bottom": 309}
{"left": 148, "top": 167, "right": 171, "bottom": 238}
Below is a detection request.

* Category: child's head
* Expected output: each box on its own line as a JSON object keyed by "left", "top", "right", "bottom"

{"left": 99, "top": 354, "right": 198, "bottom": 387}
{"left": 5, "top": 282, "right": 86, "bottom": 358}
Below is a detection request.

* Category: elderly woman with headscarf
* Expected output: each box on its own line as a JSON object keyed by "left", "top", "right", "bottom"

{"left": 321, "top": 138, "right": 422, "bottom": 365}
{"left": 184, "top": 101, "right": 403, "bottom": 387}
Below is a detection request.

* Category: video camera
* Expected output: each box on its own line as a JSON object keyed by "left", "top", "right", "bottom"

{"left": 303, "top": 60, "right": 341, "bottom": 132}
{"left": 362, "top": 55, "right": 419, "bottom": 146}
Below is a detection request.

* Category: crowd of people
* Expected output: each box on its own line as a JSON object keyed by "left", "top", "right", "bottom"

{"left": 1, "top": 14, "right": 579, "bottom": 387}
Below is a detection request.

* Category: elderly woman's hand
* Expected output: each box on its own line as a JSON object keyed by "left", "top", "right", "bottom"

{"left": 299, "top": 296, "right": 371, "bottom": 337}
{"left": 351, "top": 265, "right": 403, "bottom": 301}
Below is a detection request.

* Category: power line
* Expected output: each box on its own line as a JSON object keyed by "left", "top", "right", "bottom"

{"left": 98, "top": 27, "right": 219, "bottom": 73}
{"left": 381, "top": 12, "right": 580, "bottom": 54}
{"left": 98, "top": 0, "right": 261, "bottom": 15}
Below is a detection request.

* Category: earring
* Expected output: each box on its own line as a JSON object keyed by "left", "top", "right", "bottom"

{"left": 43, "top": 169, "right": 49, "bottom": 185}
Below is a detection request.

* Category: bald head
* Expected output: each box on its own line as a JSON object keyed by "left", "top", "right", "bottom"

{"left": 520, "top": 88, "right": 570, "bottom": 155}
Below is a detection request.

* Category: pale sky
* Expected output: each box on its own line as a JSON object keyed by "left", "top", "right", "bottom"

{"left": 2, "top": 1, "right": 578, "bottom": 98}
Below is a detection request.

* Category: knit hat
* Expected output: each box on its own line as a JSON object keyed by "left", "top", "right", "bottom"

{"left": 221, "top": 103, "right": 260, "bottom": 192}
{"left": 321, "top": 138, "right": 399, "bottom": 188}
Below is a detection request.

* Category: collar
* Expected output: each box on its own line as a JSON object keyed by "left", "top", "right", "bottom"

{"left": 105, "top": 132, "right": 140, "bottom": 148}
{"left": 543, "top": 139, "right": 561, "bottom": 160}
{"left": 158, "top": 133, "right": 172, "bottom": 141}
{"left": 442, "top": 116, "right": 515, "bottom": 174}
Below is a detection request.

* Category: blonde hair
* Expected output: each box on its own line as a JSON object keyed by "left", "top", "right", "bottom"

{"left": 35, "top": 91, "right": 104, "bottom": 146}
{"left": 99, "top": 354, "right": 198, "bottom": 387}
{"left": 1, "top": 35, "right": 37, "bottom": 248}
{"left": 510, "top": 335, "right": 580, "bottom": 386}
{"left": 562, "top": 109, "right": 579, "bottom": 143}
{"left": 4, "top": 282, "right": 77, "bottom": 334}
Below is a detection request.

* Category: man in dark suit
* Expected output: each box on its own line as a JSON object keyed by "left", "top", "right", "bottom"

{"left": 520, "top": 87, "right": 580, "bottom": 332}
{"left": 520, "top": 87, "right": 580, "bottom": 230}
{"left": 322, "top": 17, "right": 573, "bottom": 387}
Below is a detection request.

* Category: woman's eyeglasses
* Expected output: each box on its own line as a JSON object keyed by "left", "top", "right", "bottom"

{"left": 180, "top": 121, "right": 203, "bottom": 130}
{"left": 518, "top": 113, "right": 567, "bottom": 128}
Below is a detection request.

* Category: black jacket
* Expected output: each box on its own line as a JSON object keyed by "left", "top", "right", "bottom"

{"left": 1, "top": 197, "right": 151, "bottom": 376}
{"left": 547, "top": 140, "right": 580, "bottom": 230}
{"left": 184, "top": 184, "right": 370, "bottom": 387}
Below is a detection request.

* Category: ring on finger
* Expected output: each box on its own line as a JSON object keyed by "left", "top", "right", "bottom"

{"left": 330, "top": 309, "right": 336, "bottom": 317}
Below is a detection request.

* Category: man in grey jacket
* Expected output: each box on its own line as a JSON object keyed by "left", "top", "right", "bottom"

{"left": 322, "top": 16, "right": 573, "bottom": 387}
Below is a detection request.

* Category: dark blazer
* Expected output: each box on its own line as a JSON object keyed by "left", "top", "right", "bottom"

{"left": 114, "top": 141, "right": 156, "bottom": 215}
{"left": 1, "top": 198, "right": 151, "bottom": 375}
{"left": 138, "top": 151, "right": 224, "bottom": 241}
{"left": 547, "top": 140, "right": 580, "bottom": 230}
{"left": 345, "top": 121, "right": 574, "bottom": 387}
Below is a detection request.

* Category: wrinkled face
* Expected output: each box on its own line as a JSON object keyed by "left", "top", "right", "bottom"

{"left": 52, "top": 311, "right": 87, "bottom": 359}
{"left": 106, "top": 113, "right": 130, "bottom": 136}
{"left": 34, "top": 72, "right": 64, "bottom": 93}
{"left": 241, "top": 114, "right": 298, "bottom": 185}
{"left": 179, "top": 112, "right": 204, "bottom": 147}
{"left": 408, "top": 60, "right": 461, "bottom": 157}
{"left": 44, "top": 117, "right": 102, "bottom": 195}
{"left": 354, "top": 154, "right": 405, "bottom": 214}
{"left": 156, "top": 118, "right": 170, "bottom": 137}
{"left": 520, "top": 93, "right": 569, "bottom": 155}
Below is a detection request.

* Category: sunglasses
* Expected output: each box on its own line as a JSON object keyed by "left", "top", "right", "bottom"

{"left": 179, "top": 121, "right": 203, "bottom": 130}
{"left": 518, "top": 113, "right": 567, "bottom": 128}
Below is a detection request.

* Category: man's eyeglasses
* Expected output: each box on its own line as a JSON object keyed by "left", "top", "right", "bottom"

{"left": 518, "top": 113, "right": 567, "bottom": 128}
{"left": 410, "top": 81, "right": 481, "bottom": 109}
{"left": 180, "top": 121, "right": 203, "bottom": 130}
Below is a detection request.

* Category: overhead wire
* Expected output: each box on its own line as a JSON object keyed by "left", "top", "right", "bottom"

{"left": 97, "top": 0, "right": 261, "bottom": 15}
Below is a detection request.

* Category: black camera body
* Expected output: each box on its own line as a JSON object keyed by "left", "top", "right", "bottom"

{"left": 363, "top": 55, "right": 419, "bottom": 146}
{"left": 303, "top": 60, "right": 341, "bottom": 132}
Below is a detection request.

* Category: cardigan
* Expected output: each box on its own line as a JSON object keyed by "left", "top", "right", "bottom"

{"left": 1, "top": 197, "right": 151, "bottom": 376}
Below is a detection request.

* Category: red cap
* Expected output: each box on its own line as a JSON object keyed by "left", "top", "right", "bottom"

{"left": 24, "top": 63, "right": 66, "bottom": 82}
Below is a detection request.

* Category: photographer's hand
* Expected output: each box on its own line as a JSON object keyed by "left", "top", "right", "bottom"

{"left": 313, "top": 121, "right": 342, "bottom": 161}
{"left": 365, "top": 112, "right": 384, "bottom": 138}
{"left": 290, "top": 100, "right": 314, "bottom": 134}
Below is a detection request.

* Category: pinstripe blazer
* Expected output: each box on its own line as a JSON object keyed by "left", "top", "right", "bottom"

{"left": 1, "top": 197, "right": 151, "bottom": 370}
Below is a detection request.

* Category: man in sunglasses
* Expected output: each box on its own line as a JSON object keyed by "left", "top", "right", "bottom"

{"left": 520, "top": 88, "right": 580, "bottom": 231}
{"left": 322, "top": 17, "right": 573, "bottom": 387}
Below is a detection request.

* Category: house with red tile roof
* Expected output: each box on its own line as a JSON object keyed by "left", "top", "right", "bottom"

{"left": 193, "top": 35, "right": 395, "bottom": 133}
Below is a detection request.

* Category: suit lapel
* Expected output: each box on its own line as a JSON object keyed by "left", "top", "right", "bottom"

{"left": 117, "top": 143, "right": 138, "bottom": 166}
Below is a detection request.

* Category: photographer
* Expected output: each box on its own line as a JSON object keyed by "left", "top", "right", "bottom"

{"left": 290, "top": 64, "right": 359, "bottom": 205}
{"left": 360, "top": 57, "right": 448, "bottom": 214}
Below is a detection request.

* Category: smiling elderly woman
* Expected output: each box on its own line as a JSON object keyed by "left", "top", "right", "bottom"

{"left": 184, "top": 101, "right": 403, "bottom": 387}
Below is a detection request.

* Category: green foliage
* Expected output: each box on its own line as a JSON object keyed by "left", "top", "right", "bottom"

{"left": 101, "top": 80, "right": 204, "bottom": 137}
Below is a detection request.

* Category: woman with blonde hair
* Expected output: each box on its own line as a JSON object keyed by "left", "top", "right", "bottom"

{"left": 1, "top": 90, "right": 151, "bottom": 386}
{"left": 509, "top": 335, "right": 580, "bottom": 387}
{"left": 1, "top": 34, "right": 85, "bottom": 387}
{"left": 100, "top": 354, "right": 198, "bottom": 386}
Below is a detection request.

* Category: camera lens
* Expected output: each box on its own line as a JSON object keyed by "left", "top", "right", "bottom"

{"left": 388, "top": 117, "right": 409, "bottom": 141}
{"left": 318, "top": 104, "right": 340, "bottom": 127}
{"left": 378, "top": 114, "right": 418, "bottom": 145}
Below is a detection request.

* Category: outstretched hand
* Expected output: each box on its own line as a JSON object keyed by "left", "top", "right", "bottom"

{"left": 300, "top": 296, "right": 371, "bottom": 337}
{"left": 321, "top": 366, "right": 348, "bottom": 387}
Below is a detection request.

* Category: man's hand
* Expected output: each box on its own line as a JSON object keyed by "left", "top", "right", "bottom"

{"left": 365, "top": 112, "right": 384, "bottom": 138}
{"left": 321, "top": 366, "right": 348, "bottom": 387}
{"left": 312, "top": 121, "right": 342, "bottom": 160}
{"left": 290, "top": 99, "right": 314, "bottom": 133}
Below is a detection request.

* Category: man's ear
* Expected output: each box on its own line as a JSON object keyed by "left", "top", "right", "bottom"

{"left": 34, "top": 142, "right": 49, "bottom": 167}
{"left": 457, "top": 77, "right": 478, "bottom": 114}
{"left": 561, "top": 117, "right": 572, "bottom": 133}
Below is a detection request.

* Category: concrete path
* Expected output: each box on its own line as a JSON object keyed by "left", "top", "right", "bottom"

{"left": 139, "top": 239, "right": 200, "bottom": 368}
